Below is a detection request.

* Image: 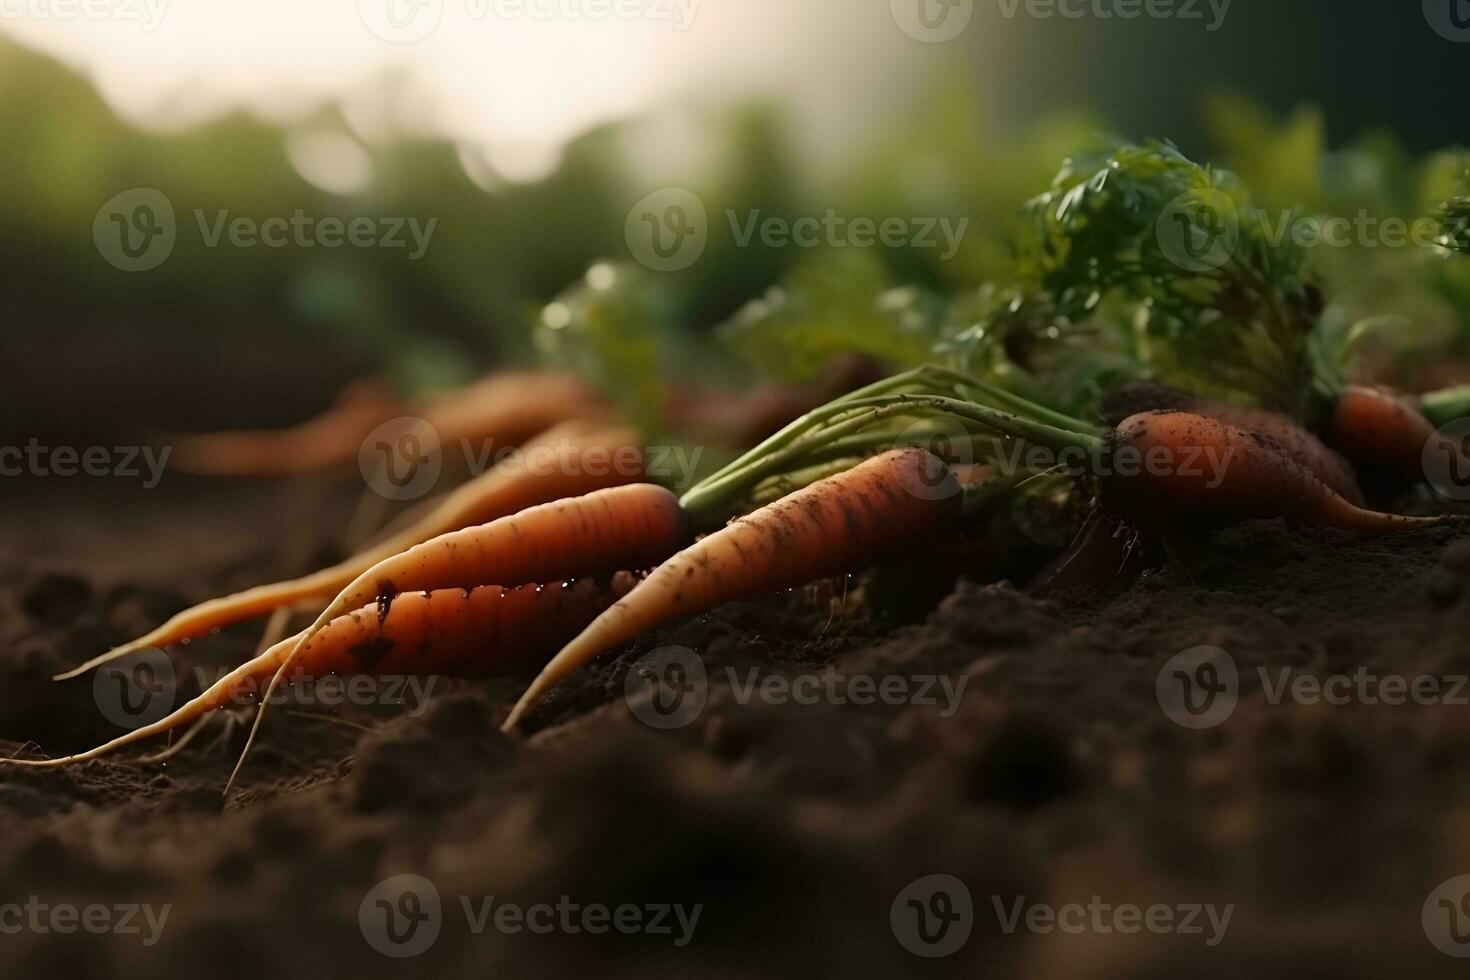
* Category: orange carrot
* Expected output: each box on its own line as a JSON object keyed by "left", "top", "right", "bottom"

{"left": 171, "top": 370, "right": 612, "bottom": 477}
{"left": 1327, "top": 384, "right": 1441, "bottom": 475}
{"left": 1098, "top": 383, "right": 1363, "bottom": 504}
{"left": 1102, "top": 411, "right": 1440, "bottom": 532}
{"left": 58, "top": 421, "right": 648, "bottom": 680}
{"left": 220, "top": 481, "right": 690, "bottom": 787}
{"left": 501, "top": 448, "right": 960, "bottom": 729}
{"left": 6, "top": 578, "right": 635, "bottom": 768}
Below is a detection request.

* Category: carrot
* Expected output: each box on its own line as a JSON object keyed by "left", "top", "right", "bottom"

{"left": 501, "top": 448, "right": 961, "bottom": 730}
{"left": 1098, "top": 383, "right": 1363, "bottom": 504}
{"left": 1101, "top": 411, "right": 1438, "bottom": 532}
{"left": 216, "top": 481, "right": 689, "bottom": 788}
{"left": 57, "top": 421, "right": 647, "bottom": 680}
{"left": 1326, "top": 384, "right": 1441, "bottom": 475}
{"left": 171, "top": 370, "right": 611, "bottom": 477}
{"left": 6, "top": 578, "right": 636, "bottom": 768}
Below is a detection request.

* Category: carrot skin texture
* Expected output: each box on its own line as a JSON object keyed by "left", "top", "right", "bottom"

{"left": 6, "top": 579, "right": 630, "bottom": 767}
{"left": 502, "top": 448, "right": 961, "bottom": 729}
{"left": 315, "top": 482, "right": 690, "bottom": 629}
{"left": 1327, "top": 385, "right": 1440, "bottom": 476}
{"left": 1104, "top": 412, "right": 1438, "bottom": 533}
{"left": 56, "top": 421, "right": 649, "bottom": 679}
{"left": 1098, "top": 383, "right": 1363, "bottom": 504}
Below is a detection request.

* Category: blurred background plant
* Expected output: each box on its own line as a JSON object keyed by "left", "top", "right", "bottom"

{"left": 3, "top": 1, "right": 1468, "bottom": 449}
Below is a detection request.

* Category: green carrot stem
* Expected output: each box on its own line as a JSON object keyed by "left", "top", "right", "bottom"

{"left": 1420, "top": 384, "right": 1470, "bottom": 427}
{"left": 680, "top": 393, "right": 1104, "bottom": 524}
{"left": 918, "top": 365, "right": 1108, "bottom": 437}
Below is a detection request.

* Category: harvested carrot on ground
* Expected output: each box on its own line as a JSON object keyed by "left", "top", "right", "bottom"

{"left": 57, "top": 421, "right": 648, "bottom": 680}
{"left": 7, "top": 577, "right": 639, "bottom": 768}
{"left": 1326, "top": 384, "right": 1443, "bottom": 475}
{"left": 1099, "top": 384, "right": 1364, "bottom": 505}
{"left": 171, "top": 370, "right": 612, "bottom": 477}
{"left": 501, "top": 448, "right": 961, "bottom": 729}
{"left": 219, "top": 481, "right": 690, "bottom": 787}
{"left": 500, "top": 377, "right": 1453, "bottom": 726}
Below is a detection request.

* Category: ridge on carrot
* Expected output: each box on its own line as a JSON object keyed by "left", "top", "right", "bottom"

{"left": 57, "top": 420, "right": 647, "bottom": 681}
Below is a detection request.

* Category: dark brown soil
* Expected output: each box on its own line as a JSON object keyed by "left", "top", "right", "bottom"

{"left": 3, "top": 474, "right": 1470, "bottom": 978}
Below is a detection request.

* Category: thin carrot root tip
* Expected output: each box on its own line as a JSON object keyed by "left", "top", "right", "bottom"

{"left": 501, "top": 448, "right": 959, "bottom": 731}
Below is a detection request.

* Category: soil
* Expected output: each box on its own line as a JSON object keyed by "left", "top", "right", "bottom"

{"left": 3, "top": 470, "right": 1470, "bottom": 978}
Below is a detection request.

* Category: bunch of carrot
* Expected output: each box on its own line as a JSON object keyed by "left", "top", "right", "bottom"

{"left": 7, "top": 357, "right": 1453, "bottom": 786}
